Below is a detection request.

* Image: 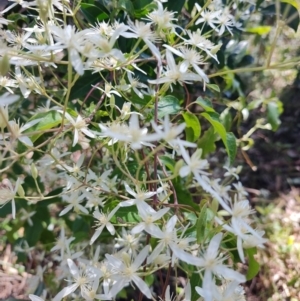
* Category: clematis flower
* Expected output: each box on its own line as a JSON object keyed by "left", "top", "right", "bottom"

{"left": 90, "top": 205, "right": 120, "bottom": 245}
{"left": 59, "top": 111, "right": 95, "bottom": 147}
{"left": 53, "top": 259, "right": 102, "bottom": 301}
{"left": 0, "top": 178, "right": 22, "bottom": 219}
{"left": 106, "top": 245, "right": 152, "bottom": 299}
{"left": 3, "top": 118, "right": 42, "bottom": 147}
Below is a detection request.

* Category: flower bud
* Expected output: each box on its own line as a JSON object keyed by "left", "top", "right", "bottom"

{"left": 0, "top": 54, "right": 10, "bottom": 76}
{"left": 31, "top": 163, "right": 38, "bottom": 179}
{"left": 17, "top": 184, "right": 25, "bottom": 198}
{"left": 0, "top": 106, "right": 8, "bottom": 130}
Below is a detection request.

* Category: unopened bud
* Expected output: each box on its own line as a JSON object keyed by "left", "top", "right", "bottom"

{"left": 0, "top": 54, "right": 10, "bottom": 76}
{"left": 31, "top": 163, "right": 38, "bottom": 179}
{"left": 0, "top": 106, "right": 8, "bottom": 130}
{"left": 17, "top": 184, "right": 25, "bottom": 198}
{"left": 211, "top": 44, "right": 222, "bottom": 55}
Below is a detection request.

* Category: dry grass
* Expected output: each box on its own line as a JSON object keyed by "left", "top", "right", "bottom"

{"left": 245, "top": 188, "right": 300, "bottom": 301}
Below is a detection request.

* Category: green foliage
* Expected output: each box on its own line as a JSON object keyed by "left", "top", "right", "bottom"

{"left": 158, "top": 95, "right": 181, "bottom": 118}
{"left": 182, "top": 112, "right": 201, "bottom": 142}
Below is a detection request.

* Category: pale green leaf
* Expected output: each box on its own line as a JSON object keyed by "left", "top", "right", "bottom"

{"left": 182, "top": 112, "right": 201, "bottom": 142}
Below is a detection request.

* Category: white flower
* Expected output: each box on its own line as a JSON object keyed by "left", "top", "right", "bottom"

{"left": 106, "top": 245, "right": 152, "bottom": 299}
{"left": 131, "top": 206, "right": 170, "bottom": 236}
{"left": 147, "top": 215, "right": 201, "bottom": 267}
{"left": 183, "top": 29, "right": 220, "bottom": 62}
{"left": 179, "top": 145, "right": 232, "bottom": 213}
{"left": 194, "top": 233, "right": 246, "bottom": 301}
{"left": 90, "top": 205, "right": 119, "bottom": 245}
{"left": 59, "top": 190, "right": 89, "bottom": 216}
{"left": 122, "top": 19, "right": 161, "bottom": 64}
{"left": 0, "top": 178, "right": 22, "bottom": 219}
{"left": 148, "top": 50, "right": 204, "bottom": 88}
{"left": 5, "top": 118, "right": 42, "bottom": 146}
{"left": 49, "top": 25, "right": 85, "bottom": 75}
{"left": 145, "top": 1, "right": 181, "bottom": 38}
{"left": 151, "top": 115, "right": 196, "bottom": 150}
{"left": 60, "top": 111, "right": 95, "bottom": 147}
{"left": 163, "top": 45, "right": 209, "bottom": 82}
{"left": 196, "top": 280, "right": 246, "bottom": 301}
{"left": 53, "top": 259, "right": 101, "bottom": 301}
{"left": 51, "top": 227, "right": 75, "bottom": 259}
{"left": 120, "top": 183, "right": 159, "bottom": 211}
{"left": 179, "top": 147, "right": 209, "bottom": 177}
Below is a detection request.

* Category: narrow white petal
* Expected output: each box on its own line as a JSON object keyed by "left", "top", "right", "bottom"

{"left": 214, "top": 265, "right": 246, "bottom": 283}
{"left": 29, "top": 295, "right": 44, "bottom": 301}
{"left": 69, "top": 48, "right": 84, "bottom": 75}
{"left": 133, "top": 245, "right": 149, "bottom": 269}
{"left": 67, "top": 258, "right": 79, "bottom": 277}
{"left": 90, "top": 228, "right": 103, "bottom": 245}
{"left": 53, "top": 283, "right": 79, "bottom": 301}
{"left": 106, "top": 222, "right": 115, "bottom": 235}
{"left": 18, "top": 136, "right": 33, "bottom": 146}
{"left": 206, "top": 233, "right": 223, "bottom": 258}
{"left": 132, "top": 275, "right": 152, "bottom": 299}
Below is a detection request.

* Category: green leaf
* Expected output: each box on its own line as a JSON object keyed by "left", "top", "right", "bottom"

{"left": 173, "top": 179, "right": 198, "bottom": 210}
{"left": 80, "top": 3, "right": 106, "bottom": 23}
{"left": 226, "top": 132, "right": 237, "bottom": 165}
{"left": 158, "top": 95, "right": 181, "bottom": 118}
{"left": 246, "top": 248, "right": 260, "bottom": 280}
{"left": 167, "top": 0, "right": 185, "bottom": 14}
{"left": 117, "top": 0, "right": 134, "bottom": 15}
{"left": 197, "top": 127, "right": 217, "bottom": 157}
{"left": 160, "top": 155, "right": 176, "bottom": 172}
{"left": 134, "top": 3, "right": 157, "bottom": 17}
{"left": 245, "top": 26, "right": 272, "bottom": 35}
{"left": 201, "top": 112, "right": 226, "bottom": 141}
{"left": 190, "top": 268, "right": 202, "bottom": 301}
{"left": 196, "top": 97, "right": 215, "bottom": 112}
{"left": 24, "top": 215, "right": 45, "bottom": 246}
{"left": 206, "top": 83, "right": 220, "bottom": 93}
{"left": 267, "top": 101, "right": 282, "bottom": 131}
{"left": 107, "top": 201, "right": 140, "bottom": 223}
{"left": 196, "top": 204, "right": 207, "bottom": 244}
{"left": 69, "top": 71, "right": 101, "bottom": 100}
{"left": 201, "top": 112, "right": 237, "bottom": 164}
{"left": 26, "top": 111, "right": 62, "bottom": 142}
{"left": 182, "top": 112, "right": 201, "bottom": 142}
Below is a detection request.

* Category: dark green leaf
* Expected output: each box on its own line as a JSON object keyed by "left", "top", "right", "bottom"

{"left": 201, "top": 112, "right": 237, "bottom": 164}
{"left": 173, "top": 179, "right": 198, "bottom": 210}
{"left": 158, "top": 95, "right": 181, "bottom": 118}
{"left": 160, "top": 155, "right": 176, "bottom": 172}
{"left": 267, "top": 101, "right": 282, "bottom": 131}
{"left": 197, "top": 127, "right": 217, "bottom": 157}
{"left": 167, "top": 0, "right": 185, "bottom": 14}
{"left": 69, "top": 71, "right": 101, "bottom": 100}
{"left": 226, "top": 132, "right": 237, "bottom": 165}
{"left": 196, "top": 204, "right": 207, "bottom": 244}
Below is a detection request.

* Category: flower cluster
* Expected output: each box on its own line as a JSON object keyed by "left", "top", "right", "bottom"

{"left": 0, "top": 0, "right": 274, "bottom": 300}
